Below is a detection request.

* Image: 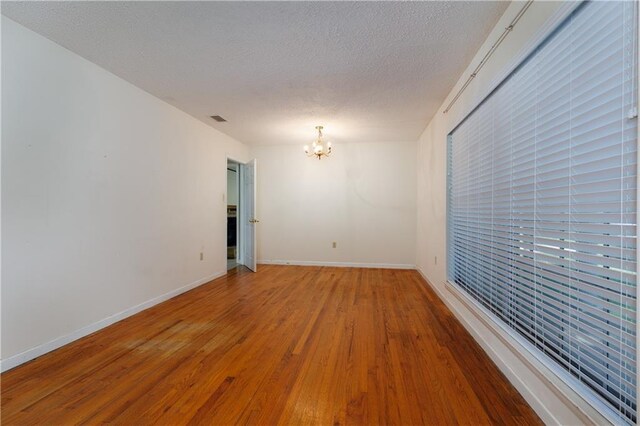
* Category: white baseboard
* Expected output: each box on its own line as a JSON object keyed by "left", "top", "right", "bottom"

{"left": 0, "top": 271, "right": 225, "bottom": 373}
{"left": 415, "top": 267, "right": 612, "bottom": 426}
{"left": 259, "top": 259, "right": 415, "bottom": 270}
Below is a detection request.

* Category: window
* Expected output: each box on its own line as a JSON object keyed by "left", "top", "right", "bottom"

{"left": 447, "top": 1, "right": 638, "bottom": 423}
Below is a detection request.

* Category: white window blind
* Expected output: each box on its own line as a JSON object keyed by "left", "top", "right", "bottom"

{"left": 447, "top": 1, "right": 638, "bottom": 423}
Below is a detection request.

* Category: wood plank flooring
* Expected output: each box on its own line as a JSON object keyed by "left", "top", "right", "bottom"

{"left": 1, "top": 265, "right": 541, "bottom": 425}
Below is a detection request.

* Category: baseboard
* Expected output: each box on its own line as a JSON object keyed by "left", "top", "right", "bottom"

{"left": 415, "top": 267, "right": 611, "bottom": 426}
{"left": 0, "top": 271, "right": 225, "bottom": 373}
{"left": 259, "top": 259, "right": 415, "bottom": 270}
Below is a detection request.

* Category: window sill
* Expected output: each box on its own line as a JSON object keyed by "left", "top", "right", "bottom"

{"left": 442, "top": 278, "right": 619, "bottom": 425}
{"left": 415, "top": 267, "right": 618, "bottom": 425}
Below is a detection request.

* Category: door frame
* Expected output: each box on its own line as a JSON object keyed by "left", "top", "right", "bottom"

{"left": 225, "top": 156, "right": 257, "bottom": 272}
{"left": 226, "top": 156, "right": 245, "bottom": 268}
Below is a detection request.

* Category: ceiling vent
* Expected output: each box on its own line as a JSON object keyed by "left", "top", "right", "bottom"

{"left": 210, "top": 115, "right": 227, "bottom": 122}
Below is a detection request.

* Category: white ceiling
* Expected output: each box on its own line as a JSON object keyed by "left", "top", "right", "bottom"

{"left": 2, "top": 1, "right": 508, "bottom": 146}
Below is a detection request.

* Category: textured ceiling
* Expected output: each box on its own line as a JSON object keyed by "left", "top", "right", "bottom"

{"left": 2, "top": 1, "right": 508, "bottom": 146}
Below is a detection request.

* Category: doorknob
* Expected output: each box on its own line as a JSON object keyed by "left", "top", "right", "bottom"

{"left": 249, "top": 219, "right": 259, "bottom": 223}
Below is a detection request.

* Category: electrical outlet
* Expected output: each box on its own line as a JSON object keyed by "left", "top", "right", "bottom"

{"left": 332, "top": 242, "right": 337, "bottom": 248}
{"left": 200, "top": 252, "right": 204, "bottom": 261}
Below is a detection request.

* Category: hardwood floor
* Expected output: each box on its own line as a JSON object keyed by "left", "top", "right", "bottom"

{"left": 2, "top": 265, "right": 541, "bottom": 425}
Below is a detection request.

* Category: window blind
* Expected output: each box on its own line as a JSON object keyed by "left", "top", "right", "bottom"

{"left": 447, "top": 1, "right": 638, "bottom": 423}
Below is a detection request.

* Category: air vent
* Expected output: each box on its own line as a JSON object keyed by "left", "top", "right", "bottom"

{"left": 210, "top": 115, "right": 227, "bottom": 122}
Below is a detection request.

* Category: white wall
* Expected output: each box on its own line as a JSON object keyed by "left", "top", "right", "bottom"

{"left": 1, "top": 17, "right": 250, "bottom": 368}
{"left": 254, "top": 141, "right": 416, "bottom": 268}
{"left": 415, "top": 1, "right": 610, "bottom": 424}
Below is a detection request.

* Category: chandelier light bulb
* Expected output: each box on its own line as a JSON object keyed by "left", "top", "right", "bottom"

{"left": 304, "top": 125, "right": 332, "bottom": 160}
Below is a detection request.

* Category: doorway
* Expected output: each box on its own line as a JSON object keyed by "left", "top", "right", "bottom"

{"left": 226, "top": 161, "right": 240, "bottom": 270}
{"left": 226, "top": 158, "right": 258, "bottom": 272}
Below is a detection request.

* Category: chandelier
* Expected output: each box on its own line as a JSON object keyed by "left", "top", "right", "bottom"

{"left": 304, "top": 126, "right": 332, "bottom": 160}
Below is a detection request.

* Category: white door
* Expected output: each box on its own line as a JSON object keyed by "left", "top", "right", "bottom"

{"left": 241, "top": 159, "right": 257, "bottom": 272}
